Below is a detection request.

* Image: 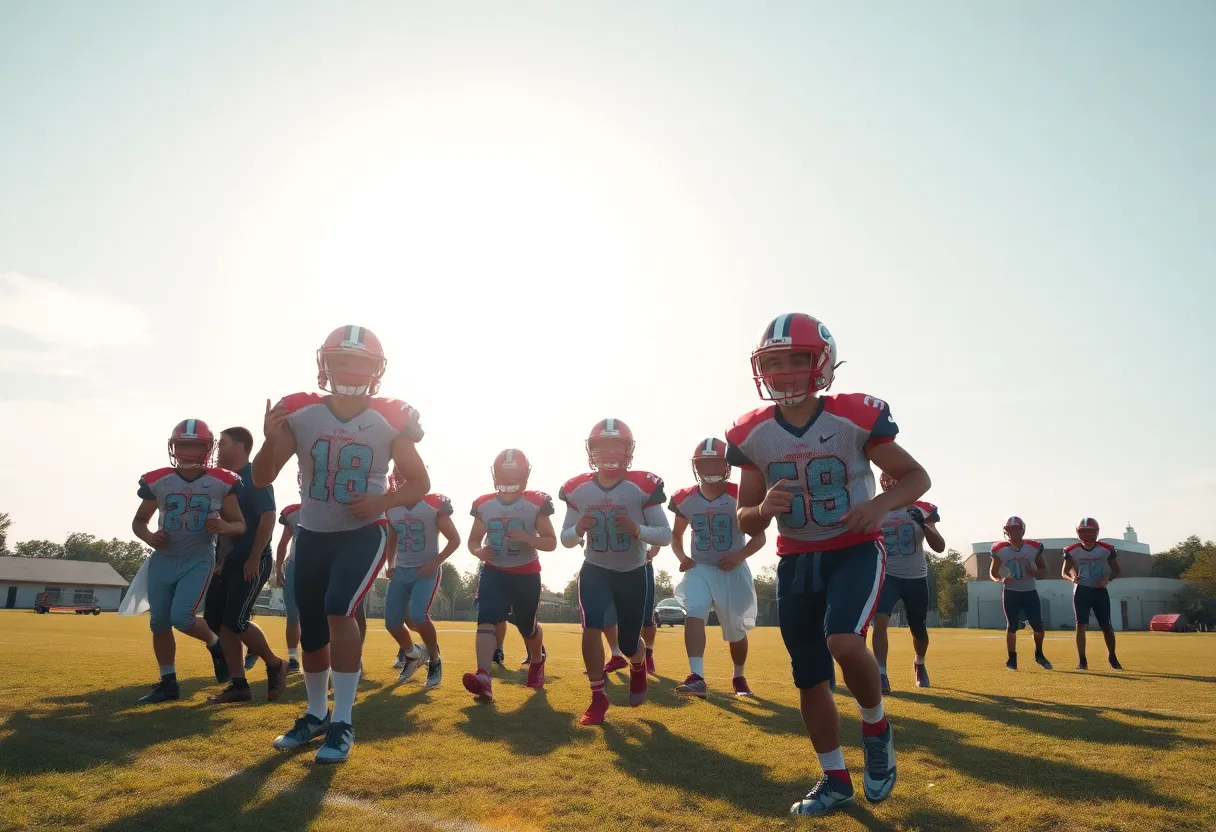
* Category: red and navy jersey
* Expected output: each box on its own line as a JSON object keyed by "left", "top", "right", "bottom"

{"left": 880, "top": 501, "right": 939, "bottom": 579}
{"left": 1064, "top": 541, "right": 1117, "bottom": 588}
{"left": 668, "top": 484, "right": 746, "bottom": 565}
{"left": 725, "top": 393, "right": 898, "bottom": 554}
{"left": 559, "top": 471, "right": 665, "bottom": 571}
{"left": 137, "top": 467, "right": 240, "bottom": 557}
{"left": 471, "top": 491, "right": 554, "bottom": 573}
{"left": 276, "top": 392, "right": 423, "bottom": 533}
{"left": 387, "top": 495, "right": 453, "bottom": 569}
{"left": 991, "top": 540, "right": 1044, "bottom": 590}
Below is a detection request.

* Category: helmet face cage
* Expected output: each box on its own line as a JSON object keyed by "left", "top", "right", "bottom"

{"left": 1077, "top": 516, "right": 1100, "bottom": 543}
{"left": 691, "top": 438, "right": 730, "bottom": 484}
{"left": 316, "top": 326, "right": 387, "bottom": 398}
{"left": 750, "top": 314, "right": 839, "bottom": 404}
{"left": 493, "top": 450, "right": 531, "bottom": 494}
{"left": 1003, "top": 516, "right": 1026, "bottom": 541}
{"left": 168, "top": 420, "right": 215, "bottom": 469}
{"left": 586, "top": 419, "right": 634, "bottom": 472}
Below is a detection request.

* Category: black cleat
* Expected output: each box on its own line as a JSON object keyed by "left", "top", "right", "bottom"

{"left": 1076, "top": 659, "right": 1088, "bottom": 671}
{"left": 1109, "top": 655, "right": 1123, "bottom": 670}
{"left": 138, "top": 679, "right": 180, "bottom": 704}
{"left": 492, "top": 647, "right": 505, "bottom": 668}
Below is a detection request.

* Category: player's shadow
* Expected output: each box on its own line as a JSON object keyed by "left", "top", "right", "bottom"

{"left": 95, "top": 752, "right": 335, "bottom": 832}
{"left": 456, "top": 689, "right": 592, "bottom": 757}
{"left": 601, "top": 718, "right": 804, "bottom": 817}
{"left": 865, "top": 708, "right": 1190, "bottom": 811}
{"left": 0, "top": 679, "right": 235, "bottom": 778}
{"left": 349, "top": 682, "right": 426, "bottom": 744}
{"left": 1122, "top": 671, "right": 1216, "bottom": 684}
{"left": 898, "top": 688, "right": 1205, "bottom": 749}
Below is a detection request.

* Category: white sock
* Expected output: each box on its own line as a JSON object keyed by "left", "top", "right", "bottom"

{"left": 331, "top": 670, "right": 361, "bottom": 724}
{"left": 914, "top": 655, "right": 925, "bottom": 665}
{"left": 611, "top": 646, "right": 625, "bottom": 658}
{"left": 159, "top": 664, "right": 176, "bottom": 677}
{"left": 732, "top": 663, "right": 745, "bottom": 677}
{"left": 689, "top": 656, "right": 704, "bottom": 676}
{"left": 288, "top": 647, "right": 299, "bottom": 660}
{"left": 405, "top": 644, "right": 422, "bottom": 658}
{"left": 859, "top": 700, "right": 885, "bottom": 724}
{"left": 817, "top": 748, "right": 846, "bottom": 772}
{"left": 878, "top": 664, "right": 887, "bottom": 674}
{"left": 303, "top": 670, "right": 330, "bottom": 720}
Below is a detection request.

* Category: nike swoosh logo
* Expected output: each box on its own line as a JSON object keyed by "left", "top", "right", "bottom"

{"left": 358, "top": 424, "right": 373, "bottom": 431}
{"left": 819, "top": 434, "right": 836, "bottom": 443}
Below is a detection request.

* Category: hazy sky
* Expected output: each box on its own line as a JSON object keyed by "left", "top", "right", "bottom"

{"left": 2, "top": 1, "right": 1213, "bottom": 588}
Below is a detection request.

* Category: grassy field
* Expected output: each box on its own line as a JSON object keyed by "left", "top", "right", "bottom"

{"left": 0, "top": 611, "right": 1213, "bottom": 832}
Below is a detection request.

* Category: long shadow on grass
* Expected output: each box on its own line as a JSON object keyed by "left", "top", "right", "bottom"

{"left": 456, "top": 689, "right": 593, "bottom": 757}
{"left": 702, "top": 689, "right": 1188, "bottom": 812}
{"left": 890, "top": 688, "right": 1205, "bottom": 749}
{"left": 602, "top": 718, "right": 804, "bottom": 817}
{"left": 0, "top": 679, "right": 237, "bottom": 777}
{"left": 96, "top": 752, "right": 335, "bottom": 832}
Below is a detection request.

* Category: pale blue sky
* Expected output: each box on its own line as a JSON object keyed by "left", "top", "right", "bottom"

{"left": 2, "top": 1, "right": 1213, "bottom": 586}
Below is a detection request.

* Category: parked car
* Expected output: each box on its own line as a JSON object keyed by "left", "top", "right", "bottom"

{"left": 654, "top": 597, "right": 686, "bottom": 626}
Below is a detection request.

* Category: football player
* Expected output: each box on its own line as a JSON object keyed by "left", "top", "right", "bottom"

{"left": 252, "top": 325, "right": 430, "bottom": 763}
{"left": 276, "top": 484, "right": 302, "bottom": 673}
{"left": 463, "top": 449, "right": 556, "bottom": 700}
{"left": 384, "top": 468, "right": 461, "bottom": 688}
{"left": 560, "top": 420, "right": 672, "bottom": 726}
{"left": 672, "top": 439, "right": 765, "bottom": 698}
{"left": 1062, "top": 517, "right": 1123, "bottom": 670}
{"left": 990, "top": 517, "right": 1052, "bottom": 671}
{"left": 872, "top": 473, "right": 944, "bottom": 692}
{"left": 600, "top": 545, "right": 660, "bottom": 675}
{"left": 132, "top": 420, "right": 246, "bottom": 704}
{"left": 728, "top": 313, "right": 929, "bottom": 816}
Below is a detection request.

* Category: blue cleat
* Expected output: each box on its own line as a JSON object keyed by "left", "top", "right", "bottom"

{"left": 315, "top": 721, "right": 354, "bottom": 764}
{"left": 273, "top": 712, "right": 330, "bottom": 751}
{"left": 862, "top": 723, "right": 897, "bottom": 803}
{"left": 790, "top": 775, "right": 856, "bottom": 815}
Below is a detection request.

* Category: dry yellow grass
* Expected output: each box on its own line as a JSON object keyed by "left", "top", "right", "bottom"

{"left": 1, "top": 611, "right": 1214, "bottom": 831}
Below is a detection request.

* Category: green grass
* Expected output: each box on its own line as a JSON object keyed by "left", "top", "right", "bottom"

{"left": 1, "top": 611, "right": 1214, "bottom": 831}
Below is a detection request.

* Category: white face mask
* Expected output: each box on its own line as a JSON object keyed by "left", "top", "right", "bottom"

{"left": 764, "top": 380, "right": 808, "bottom": 406}
{"left": 496, "top": 483, "right": 522, "bottom": 494}
{"left": 698, "top": 474, "right": 727, "bottom": 483}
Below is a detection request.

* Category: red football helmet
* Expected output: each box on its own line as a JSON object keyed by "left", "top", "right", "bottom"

{"left": 492, "top": 449, "right": 531, "bottom": 494}
{"left": 879, "top": 472, "right": 898, "bottom": 492}
{"left": 168, "top": 419, "right": 216, "bottom": 469}
{"left": 587, "top": 418, "right": 635, "bottom": 472}
{"left": 751, "top": 313, "right": 840, "bottom": 405}
{"left": 1003, "top": 515, "right": 1026, "bottom": 541}
{"left": 1077, "top": 517, "right": 1100, "bottom": 545}
{"left": 691, "top": 438, "right": 730, "bottom": 484}
{"left": 317, "top": 325, "right": 387, "bottom": 397}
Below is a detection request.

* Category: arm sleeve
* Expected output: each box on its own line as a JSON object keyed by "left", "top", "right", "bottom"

{"left": 560, "top": 504, "right": 582, "bottom": 548}
{"left": 637, "top": 504, "right": 672, "bottom": 546}
{"left": 725, "top": 442, "right": 755, "bottom": 469}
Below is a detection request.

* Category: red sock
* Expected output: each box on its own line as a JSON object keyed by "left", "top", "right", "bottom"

{"left": 825, "top": 769, "right": 851, "bottom": 786}
{"left": 589, "top": 677, "right": 606, "bottom": 695}
{"left": 862, "top": 716, "right": 889, "bottom": 737}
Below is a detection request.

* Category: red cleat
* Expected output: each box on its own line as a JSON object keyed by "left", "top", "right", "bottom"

{"left": 644, "top": 651, "right": 656, "bottom": 676}
{"left": 579, "top": 692, "right": 609, "bottom": 726}
{"left": 526, "top": 660, "right": 546, "bottom": 690}
{"left": 629, "top": 663, "right": 648, "bottom": 706}
{"left": 603, "top": 655, "right": 628, "bottom": 674}
{"left": 461, "top": 670, "right": 493, "bottom": 702}
{"left": 732, "top": 675, "right": 754, "bottom": 697}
